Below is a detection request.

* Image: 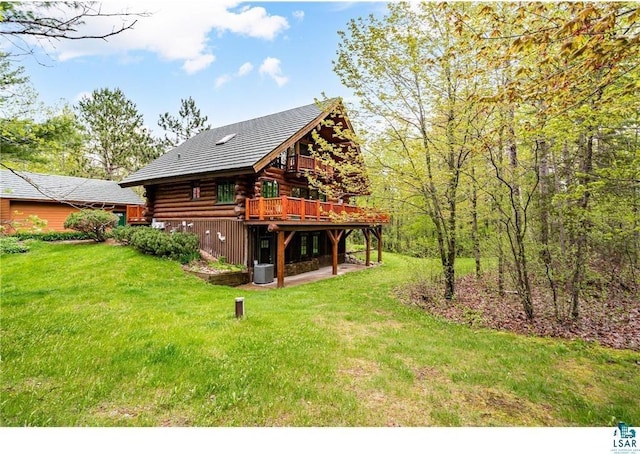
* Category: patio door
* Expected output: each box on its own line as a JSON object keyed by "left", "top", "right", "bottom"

{"left": 258, "top": 235, "right": 274, "bottom": 264}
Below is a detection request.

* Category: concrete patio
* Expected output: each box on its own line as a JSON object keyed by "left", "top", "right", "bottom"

{"left": 237, "top": 263, "right": 370, "bottom": 290}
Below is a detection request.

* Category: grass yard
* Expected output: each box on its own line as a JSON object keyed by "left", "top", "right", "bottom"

{"left": 1, "top": 241, "right": 638, "bottom": 426}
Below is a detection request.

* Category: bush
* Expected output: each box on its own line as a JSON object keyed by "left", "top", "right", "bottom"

{"left": 129, "top": 227, "right": 200, "bottom": 263}
{"left": 11, "top": 231, "right": 94, "bottom": 242}
{"left": 109, "top": 225, "right": 139, "bottom": 244}
{"left": 63, "top": 209, "right": 119, "bottom": 242}
{"left": 0, "top": 237, "right": 29, "bottom": 254}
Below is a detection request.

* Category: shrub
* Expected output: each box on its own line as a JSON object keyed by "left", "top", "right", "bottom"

{"left": 63, "top": 209, "right": 118, "bottom": 242}
{"left": 168, "top": 231, "right": 200, "bottom": 263}
{"left": 0, "top": 237, "right": 29, "bottom": 254}
{"left": 109, "top": 225, "right": 139, "bottom": 244}
{"left": 11, "top": 231, "right": 93, "bottom": 242}
{"left": 129, "top": 227, "right": 200, "bottom": 263}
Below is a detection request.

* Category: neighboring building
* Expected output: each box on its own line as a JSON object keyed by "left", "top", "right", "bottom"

{"left": 0, "top": 170, "right": 145, "bottom": 233}
{"left": 120, "top": 99, "right": 388, "bottom": 287}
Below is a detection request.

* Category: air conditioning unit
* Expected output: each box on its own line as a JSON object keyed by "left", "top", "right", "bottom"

{"left": 253, "top": 264, "right": 274, "bottom": 284}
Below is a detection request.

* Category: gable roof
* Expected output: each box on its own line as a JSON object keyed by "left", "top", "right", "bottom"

{"left": 0, "top": 170, "right": 144, "bottom": 206}
{"left": 120, "top": 99, "right": 341, "bottom": 187}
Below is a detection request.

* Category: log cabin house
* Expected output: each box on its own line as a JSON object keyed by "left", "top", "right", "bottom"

{"left": 119, "top": 99, "right": 389, "bottom": 287}
{"left": 0, "top": 170, "right": 145, "bottom": 233}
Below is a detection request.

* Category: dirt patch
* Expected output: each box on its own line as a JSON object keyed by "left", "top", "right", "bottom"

{"left": 461, "top": 387, "right": 557, "bottom": 426}
{"left": 400, "top": 273, "right": 640, "bottom": 351}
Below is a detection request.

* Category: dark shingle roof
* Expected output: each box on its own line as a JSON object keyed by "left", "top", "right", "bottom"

{"left": 0, "top": 170, "right": 144, "bottom": 205}
{"left": 120, "top": 101, "right": 333, "bottom": 187}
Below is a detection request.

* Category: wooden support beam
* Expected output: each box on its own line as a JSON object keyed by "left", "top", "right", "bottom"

{"left": 277, "top": 230, "right": 285, "bottom": 288}
{"left": 327, "top": 229, "right": 344, "bottom": 275}
{"left": 376, "top": 226, "right": 383, "bottom": 262}
{"left": 343, "top": 229, "right": 354, "bottom": 241}
{"left": 284, "top": 231, "right": 295, "bottom": 248}
{"left": 363, "top": 228, "right": 371, "bottom": 266}
{"left": 275, "top": 231, "right": 296, "bottom": 289}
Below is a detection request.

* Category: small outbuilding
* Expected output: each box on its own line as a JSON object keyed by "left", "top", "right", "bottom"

{"left": 0, "top": 169, "right": 145, "bottom": 233}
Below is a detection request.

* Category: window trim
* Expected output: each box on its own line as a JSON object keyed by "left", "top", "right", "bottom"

{"left": 191, "top": 181, "right": 201, "bottom": 201}
{"left": 216, "top": 181, "right": 235, "bottom": 205}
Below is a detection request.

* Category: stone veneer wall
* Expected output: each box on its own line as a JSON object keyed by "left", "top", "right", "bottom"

{"left": 286, "top": 254, "right": 346, "bottom": 276}
{"left": 285, "top": 258, "right": 320, "bottom": 276}
{"left": 186, "top": 270, "right": 250, "bottom": 286}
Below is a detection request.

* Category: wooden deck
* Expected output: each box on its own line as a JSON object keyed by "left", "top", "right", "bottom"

{"left": 245, "top": 196, "right": 389, "bottom": 224}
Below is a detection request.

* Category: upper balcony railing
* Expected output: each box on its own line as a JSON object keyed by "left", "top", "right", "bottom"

{"left": 286, "top": 155, "right": 334, "bottom": 176}
{"left": 245, "top": 196, "right": 389, "bottom": 224}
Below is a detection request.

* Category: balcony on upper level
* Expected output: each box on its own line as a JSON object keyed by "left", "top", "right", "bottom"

{"left": 245, "top": 196, "right": 389, "bottom": 225}
{"left": 286, "top": 154, "right": 334, "bottom": 177}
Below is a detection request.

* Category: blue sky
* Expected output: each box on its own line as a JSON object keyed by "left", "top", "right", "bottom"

{"left": 10, "top": 1, "right": 388, "bottom": 135}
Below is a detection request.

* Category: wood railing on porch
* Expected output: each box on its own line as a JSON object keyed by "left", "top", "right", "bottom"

{"left": 126, "top": 205, "right": 147, "bottom": 224}
{"left": 245, "top": 196, "right": 389, "bottom": 223}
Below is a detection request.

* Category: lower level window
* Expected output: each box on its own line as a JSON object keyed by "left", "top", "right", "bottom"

{"left": 300, "top": 233, "right": 308, "bottom": 256}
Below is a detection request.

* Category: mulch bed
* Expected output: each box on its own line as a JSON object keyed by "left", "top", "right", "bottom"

{"left": 399, "top": 273, "right": 640, "bottom": 351}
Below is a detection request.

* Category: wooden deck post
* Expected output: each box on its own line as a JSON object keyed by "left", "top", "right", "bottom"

{"left": 327, "top": 229, "right": 344, "bottom": 276}
{"left": 376, "top": 226, "right": 383, "bottom": 262}
{"left": 363, "top": 228, "right": 371, "bottom": 266}
{"left": 276, "top": 230, "right": 296, "bottom": 289}
{"left": 277, "top": 230, "right": 285, "bottom": 288}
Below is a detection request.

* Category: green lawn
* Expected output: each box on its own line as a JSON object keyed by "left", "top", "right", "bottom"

{"left": 1, "top": 242, "right": 638, "bottom": 426}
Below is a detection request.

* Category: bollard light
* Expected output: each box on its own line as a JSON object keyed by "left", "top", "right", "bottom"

{"left": 235, "top": 297, "right": 245, "bottom": 318}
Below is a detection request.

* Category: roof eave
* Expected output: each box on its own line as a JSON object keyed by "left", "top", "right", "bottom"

{"left": 119, "top": 166, "right": 256, "bottom": 188}
{"left": 252, "top": 98, "right": 342, "bottom": 174}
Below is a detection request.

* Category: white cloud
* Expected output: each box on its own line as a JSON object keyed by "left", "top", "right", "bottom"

{"left": 259, "top": 57, "right": 289, "bottom": 87}
{"left": 183, "top": 54, "right": 216, "bottom": 74}
{"left": 30, "top": 1, "right": 289, "bottom": 74}
{"left": 237, "top": 62, "right": 254, "bottom": 77}
{"left": 292, "top": 10, "right": 305, "bottom": 21}
{"left": 222, "top": 5, "right": 289, "bottom": 40}
{"left": 215, "top": 74, "right": 233, "bottom": 89}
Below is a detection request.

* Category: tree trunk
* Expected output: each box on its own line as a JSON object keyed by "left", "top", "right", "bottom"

{"left": 570, "top": 133, "right": 594, "bottom": 320}
{"left": 537, "top": 137, "right": 558, "bottom": 318}
{"left": 471, "top": 166, "right": 481, "bottom": 279}
{"left": 507, "top": 105, "right": 534, "bottom": 320}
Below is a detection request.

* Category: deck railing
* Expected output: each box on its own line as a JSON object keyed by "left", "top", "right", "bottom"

{"left": 245, "top": 196, "right": 389, "bottom": 223}
{"left": 126, "top": 205, "right": 147, "bottom": 224}
{"left": 286, "top": 155, "right": 334, "bottom": 176}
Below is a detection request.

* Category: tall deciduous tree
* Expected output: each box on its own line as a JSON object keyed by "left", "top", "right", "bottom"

{"left": 76, "top": 87, "right": 159, "bottom": 180}
{"left": 466, "top": 2, "right": 640, "bottom": 320}
{"left": 335, "top": 2, "right": 489, "bottom": 300}
{"left": 336, "top": 1, "right": 639, "bottom": 321}
{"left": 157, "top": 97, "right": 210, "bottom": 150}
